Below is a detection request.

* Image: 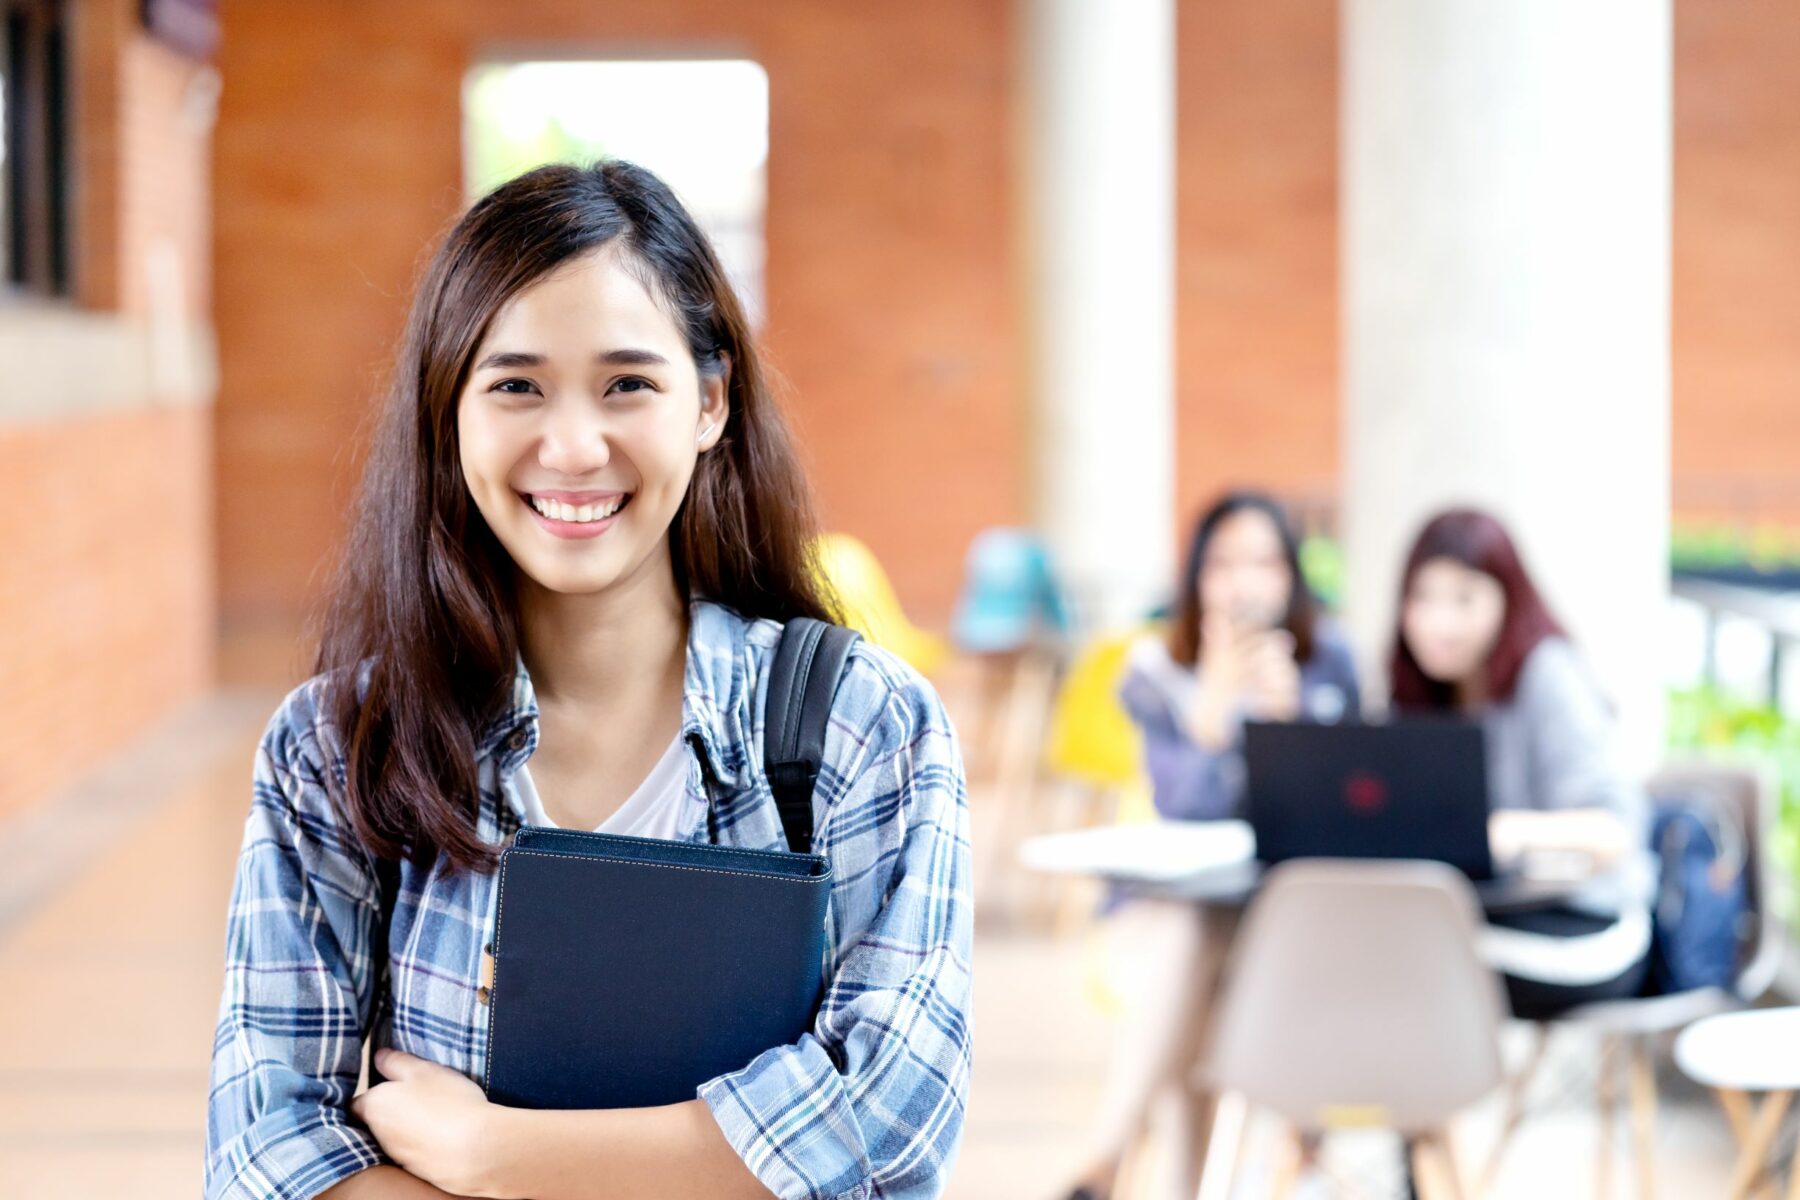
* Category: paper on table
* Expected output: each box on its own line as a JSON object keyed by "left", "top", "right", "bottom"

{"left": 1018, "top": 820, "right": 1256, "bottom": 883}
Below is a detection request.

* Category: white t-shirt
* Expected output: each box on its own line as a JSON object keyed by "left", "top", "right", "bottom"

{"left": 509, "top": 732, "right": 690, "bottom": 840}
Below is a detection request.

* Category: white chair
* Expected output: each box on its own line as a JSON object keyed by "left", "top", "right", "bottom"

{"left": 1481, "top": 759, "right": 1785, "bottom": 1199}
{"left": 1200, "top": 858, "right": 1507, "bottom": 1199}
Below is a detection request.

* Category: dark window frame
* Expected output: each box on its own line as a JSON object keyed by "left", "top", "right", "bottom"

{"left": 2, "top": 0, "right": 71, "bottom": 301}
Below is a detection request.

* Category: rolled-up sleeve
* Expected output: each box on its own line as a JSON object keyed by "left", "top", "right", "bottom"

{"left": 1118, "top": 667, "right": 1243, "bottom": 821}
{"left": 698, "top": 663, "right": 974, "bottom": 1200}
{"left": 205, "top": 685, "right": 389, "bottom": 1200}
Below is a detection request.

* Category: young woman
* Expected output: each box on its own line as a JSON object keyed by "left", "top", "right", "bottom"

{"left": 1061, "top": 491, "right": 1362, "bottom": 1200}
{"left": 1123, "top": 491, "right": 1361, "bottom": 821}
{"left": 203, "top": 161, "right": 973, "bottom": 1200}
{"left": 1390, "top": 507, "right": 1656, "bottom": 1017}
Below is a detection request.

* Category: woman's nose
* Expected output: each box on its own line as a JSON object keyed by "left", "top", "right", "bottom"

{"left": 536, "top": 406, "right": 612, "bottom": 474}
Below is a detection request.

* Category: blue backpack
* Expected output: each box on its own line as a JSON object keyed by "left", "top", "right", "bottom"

{"left": 1647, "top": 789, "right": 1750, "bottom": 995}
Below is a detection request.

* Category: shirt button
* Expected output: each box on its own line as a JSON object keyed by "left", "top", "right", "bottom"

{"left": 505, "top": 727, "right": 529, "bottom": 752}
{"left": 477, "top": 985, "right": 491, "bottom": 1005}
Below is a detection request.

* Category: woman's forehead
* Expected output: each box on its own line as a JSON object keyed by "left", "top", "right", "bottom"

{"left": 480, "top": 248, "right": 683, "bottom": 357}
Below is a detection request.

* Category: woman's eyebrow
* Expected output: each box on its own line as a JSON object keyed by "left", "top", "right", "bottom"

{"left": 599, "top": 348, "right": 671, "bottom": 367}
{"left": 472, "top": 348, "right": 671, "bottom": 371}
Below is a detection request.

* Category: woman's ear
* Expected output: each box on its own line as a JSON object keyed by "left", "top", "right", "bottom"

{"left": 698, "top": 352, "right": 730, "bottom": 451}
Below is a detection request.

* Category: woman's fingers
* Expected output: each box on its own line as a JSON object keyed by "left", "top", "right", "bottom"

{"left": 373, "top": 1047, "right": 432, "bottom": 1080}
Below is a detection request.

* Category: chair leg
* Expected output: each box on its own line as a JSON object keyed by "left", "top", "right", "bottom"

{"left": 1026, "top": 781, "right": 1079, "bottom": 929}
{"left": 1195, "top": 1090, "right": 1247, "bottom": 1200}
{"left": 980, "top": 653, "right": 1056, "bottom": 929}
{"left": 1113, "top": 1124, "right": 1150, "bottom": 1200}
{"left": 1597, "top": 1035, "right": 1619, "bottom": 1200}
{"left": 1443, "top": 1127, "right": 1470, "bottom": 1200}
{"left": 1720, "top": 1088, "right": 1755, "bottom": 1145}
{"left": 1479, "top": 1022, "right": 1550, "bottom": 1196}
{"left": 1627, "top": 1035, "right": 1658, "bottom": 1200}
{"left": 1414, "top": 1129, "right": 1467, "bottom": 1200}
{"left": 1727, "top": 1091, "right": 1794, "bottom": 1200}
{"left": 1267, "top": 1125, "right": 1304, "bottom": 1200}
{"left": 1720, "top": 1089, "right": 1786, "bottom": 1200}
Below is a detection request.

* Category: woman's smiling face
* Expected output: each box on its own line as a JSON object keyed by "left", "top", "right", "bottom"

{"left": 1402, "top": 556, "right": 1507, "bottom": 685}
{"left": 456, "top": 244, "right": 727, "bottom": 599}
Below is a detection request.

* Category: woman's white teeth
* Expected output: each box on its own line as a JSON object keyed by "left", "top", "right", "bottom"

{"left": 530, "top": 495, "right": 625, "bottom": 523}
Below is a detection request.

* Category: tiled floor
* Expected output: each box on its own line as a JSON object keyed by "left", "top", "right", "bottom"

{"left": 0, "top": 679, "right": 1761, "bottom": 1199}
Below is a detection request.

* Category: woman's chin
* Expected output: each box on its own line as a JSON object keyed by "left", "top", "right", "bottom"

{"left": 513, "top": 558, "right": 632, "bottom": 597}
{"left": 1418, "top": 661, "right": 1473, "bottom": 686}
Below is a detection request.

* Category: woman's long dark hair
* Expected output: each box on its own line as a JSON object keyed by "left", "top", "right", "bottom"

{"left": 1388, "top": 507, "right": 1564, "bottom": 712}
{"left": 309, "top": 160, "right": 835, "bottom": 876}
{"left": 1166, "top": 490, "right": 1318, "bottom": 668}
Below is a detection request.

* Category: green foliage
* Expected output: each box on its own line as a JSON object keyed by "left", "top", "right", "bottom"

{"left": 1299, "top": 534, "right": 1343, "bottom": 611}
{"left": 1671, "top": 521, "right": 1800, "bottom": 573}
{"left": 1667, "top": 685, "right": 1800, "bottom": 914}
{"left": 464, "top": 67, "right": 613, "bottom": 199}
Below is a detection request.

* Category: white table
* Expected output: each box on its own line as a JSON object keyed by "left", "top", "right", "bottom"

{"left": 1674, "top": 1007, "right": 1800, "bottom": 1199}
{"left": 1017, "top": 818, "right": 1256, "bottom": 883}
{"left": 1018, "top": 818, "right": 1581, "bottom": 913}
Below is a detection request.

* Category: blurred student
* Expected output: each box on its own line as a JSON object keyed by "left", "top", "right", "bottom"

{"left": 1060, "top": 491, "right": 1360, "bottom": 1200}
{"left": 1390, "top": 507, "right": 1656, "bottom": 1016}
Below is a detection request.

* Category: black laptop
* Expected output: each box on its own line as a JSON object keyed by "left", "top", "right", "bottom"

{"left": 1242, "top": 719, "right": 1557, "bottom": 910}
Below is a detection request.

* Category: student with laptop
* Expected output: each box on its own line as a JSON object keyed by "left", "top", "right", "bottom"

{"left": 1388, "top": 508, "right": 1656, "bottom": 1017}
{"left": 203, "top": 161, "right": 972, "bottom": 1200}
{"left": 1059, "top": 491, "right": 1361, "bottom": 1200}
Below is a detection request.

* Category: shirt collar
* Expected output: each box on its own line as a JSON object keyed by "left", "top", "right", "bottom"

{"left": 479, "top": 598, "right": 751, "bottom": 789}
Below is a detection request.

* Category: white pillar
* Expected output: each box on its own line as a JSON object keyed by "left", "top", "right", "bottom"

{"left": 1019, "top": 0, "right": 1177, "bottom": 632}
{"left": 1341, "top": 0, "right": 1672, "bottom": 770}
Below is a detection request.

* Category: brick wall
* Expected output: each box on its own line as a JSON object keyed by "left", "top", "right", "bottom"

{"left": 3, "top": 0, "right": 1789, "bottom": 825}
{"left": 210, "top": 0, "right": 1800, "bottom": 645}
{"left": 212, "top": 0, "right": 1022, "bottom": 631}
{"left": 0, "top": 0, "right": 216, "bottom": 822}
{"left": 1672, "top": 0, "right": 1800, "bottom": 525}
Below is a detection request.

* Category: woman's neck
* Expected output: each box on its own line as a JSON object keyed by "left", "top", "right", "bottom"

{"left": 515, "top": 561, "right": 688, "bottom": 715}
{"left": 1454, "top": 666, "right": 1490, "bottom": 713}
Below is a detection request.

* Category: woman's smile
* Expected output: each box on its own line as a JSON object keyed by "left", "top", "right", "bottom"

{"left": 518, "top": 489, "right": 630, "bottom": 543}
{"left": 516, "top": 489, "right": 634, "bottom": 539}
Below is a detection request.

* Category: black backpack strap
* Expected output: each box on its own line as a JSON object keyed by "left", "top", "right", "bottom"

{"left": 366, "top": 851, "right": 402, "bottom": 1087}
{"left": 764, "top": 618, "right": 861, "bottom": 855}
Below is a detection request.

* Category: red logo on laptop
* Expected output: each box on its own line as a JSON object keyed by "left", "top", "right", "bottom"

{"left": 1344, "top": 771, "right": 1389, "bottom": 816}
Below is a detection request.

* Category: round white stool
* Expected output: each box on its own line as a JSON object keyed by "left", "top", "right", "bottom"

{"left": 1674, "top": 1007, "right": 1800, "bottom": 1199}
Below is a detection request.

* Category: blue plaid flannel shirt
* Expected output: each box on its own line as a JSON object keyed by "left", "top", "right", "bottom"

{"left": 204, "top": 600, "right": 973, "bottom": 1200}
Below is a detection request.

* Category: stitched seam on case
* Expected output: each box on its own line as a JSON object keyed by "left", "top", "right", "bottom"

{"left": 516, "top": 827, "right": 805, "bottom": 859}
{"left": 499, "top": 848, "right": 831, "bottom": 885}
{"left": 517, "top": 828, "right": 806, "bottom": 860}
{"left": 513, "top": 829, "right": 825, "bottom": 869}
{"left": 484, "top": 851, "right": 512, "bottom": 1094}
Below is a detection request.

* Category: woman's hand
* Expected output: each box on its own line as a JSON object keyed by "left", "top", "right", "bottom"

{"left": 350, "top": 1049, "right": 514, "bottom": 1200}
{"left": 1241, "top": 629, "right": 1300, "bottom": 722}
{"left": 1188, "top": 614, "right": 1299, "bottom": 746}
{"left": 1489, "top": 808, "right": 1630, "bottom": 877}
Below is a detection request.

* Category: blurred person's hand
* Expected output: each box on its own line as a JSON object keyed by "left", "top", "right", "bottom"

{"left": 1489, "top": 808, "right": 1630, "bottom": 878}
{"left": 1188, "top": 612, "right": 1297, "bottom": 747}
{"left": 1242, "top": 628, "right": 1300, "bottom": 721}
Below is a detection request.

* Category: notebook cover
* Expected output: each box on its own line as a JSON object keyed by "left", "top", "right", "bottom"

{"left": 483, "top": 826, "right": 832, "bottom": 1110}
